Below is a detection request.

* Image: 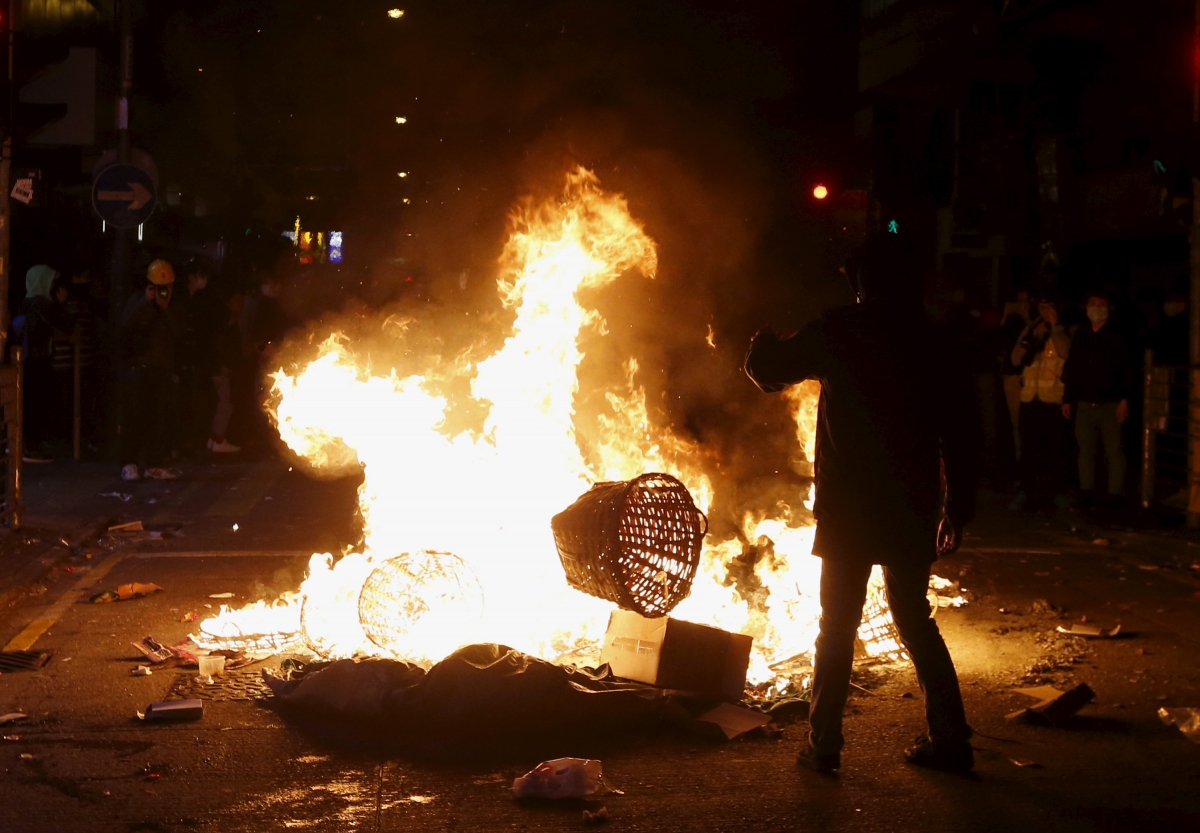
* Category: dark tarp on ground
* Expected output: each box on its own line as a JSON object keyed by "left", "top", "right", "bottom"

{"left": 263, "top": 644, "right": 676, "bottom": 749}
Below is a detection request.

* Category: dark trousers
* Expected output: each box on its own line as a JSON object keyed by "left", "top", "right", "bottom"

{"left": 119, "top": 365, "right": 177, "bottom": 470}
{"left": 1018, "top": 399, "right": 1070, "bottom": 505}
{"left": 809, "top": 557, "right": 970, "bottom": 755}
{"left": 1075, "top": 401, "right": 1125, "bottom": 495}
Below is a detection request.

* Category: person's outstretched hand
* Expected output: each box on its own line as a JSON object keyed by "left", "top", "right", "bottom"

{"left": 937, "top": 515, "right": 962, "bottom": 557}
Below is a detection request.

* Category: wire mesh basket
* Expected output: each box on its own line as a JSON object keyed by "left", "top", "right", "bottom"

{"left": 551, "top": 473, "right": 707, "bottom": 618}
{"left": 357, "top": 550, "right": 484, "bottom": 660}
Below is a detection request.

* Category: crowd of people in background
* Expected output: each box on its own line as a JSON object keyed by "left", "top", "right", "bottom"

{"left": 953, "top": 279, "right": 1182, "bottom": 514}
{"left": 11, "top": 255, "right": 291, "bottom": 481}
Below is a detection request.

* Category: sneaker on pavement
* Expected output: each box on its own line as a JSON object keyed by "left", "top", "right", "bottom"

{"left": 120, "top": 464, "right": 141, "bottom": 481}
{"left": 797, "top": 739, "right": 840, "bottom": 774}
{"left": 144, "top": 467, "right": 181, "bottom": 481}
{"left": 209, "top": 440, "right": 241, "bottom": 453}
{"left": 904, "top": 735, "right": 973, "bottom": 774}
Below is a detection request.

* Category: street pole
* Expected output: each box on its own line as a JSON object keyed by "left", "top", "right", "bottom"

{"left": 108, "top": 0, "right": 133, "bottom": 456}
{"left": 0, "top": 0, "right": 15, "bottom": 353}
{"left": 1190, "top": 0, "right": 1200, "bottom": 526}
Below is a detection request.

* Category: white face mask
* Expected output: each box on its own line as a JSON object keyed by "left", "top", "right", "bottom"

{"left": 1086, "top": 305, "right": 1109, "bottom": 324}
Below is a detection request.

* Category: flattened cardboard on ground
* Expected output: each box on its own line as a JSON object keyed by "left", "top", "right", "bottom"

{"left": 1056, "top": 624, "right": 1121, "bottom": 638}
{"left": 693, "top": 703, "right": 773, "bottom": 741}
{"left": 600, "top": 610, "right": 752, "bottom": 700}
{"left": 1007, "top": 683, "right": 1096, "bottom": 725}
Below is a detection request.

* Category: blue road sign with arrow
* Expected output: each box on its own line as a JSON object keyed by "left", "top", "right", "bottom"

{"left": 92, "top": 163, "right": 156, "bottom": 229}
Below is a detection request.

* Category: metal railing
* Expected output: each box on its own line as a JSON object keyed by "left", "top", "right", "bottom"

{"left": 0, "top": 346, "right": 24, "bottom": 528}
{"left": 1141, "top": 349, "right": 1190, "bottom": 510}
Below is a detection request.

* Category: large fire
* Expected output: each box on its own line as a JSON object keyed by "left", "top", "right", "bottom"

{"left": 197, "top": 167, "right": 907, "bottom": 683}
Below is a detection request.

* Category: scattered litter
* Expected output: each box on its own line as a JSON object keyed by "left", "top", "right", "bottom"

{"left": 583, "top": 807, "right": 609, "bottom": 826}
{"left": 232, "top": 524, "right": 239, "bottom": 532}
{"left": 137, "top": 699, "right": 203, "bottom": 722}
{"left": 149, "top": 531, "right": 163, "bottom": 539}
{"left": 99, "top": 492, "right": 133, "bottom": 502}
{"left": 180, "top": 611, "right": 199, "bottom": 623}
{"left": 692, "top": 703, "right": 773, "bottom": 741}
{"left": 208, "top": 593, "right": 235, "bottom": 599}
{"left": 3, "top": 735, "right": 20, "bottom": 741}
{"left": 91, "top": 582, "right": 163, "bottom": 604}
{"left": 1056, "top": 624, "right": 1121, "bottom": 638}
{"left": 0, "top": 713, "right": 27, "bottom": 725}
{"left": 131, "top": 665, "right": 153, "bottom": 677}
{"left": 1008, "top": 758, "right": 1043, "bottom": 768}
{"left": 513, "top": 758, "right": 606, "bottom": 799}
{"left": 1091, "top": 538, "right": 1111, "bottom": 546}
{"left": 1137, "top": 564, "right": 1159, "bottom": 571}
{"left": 132, "top": 636, "right": 198, "bottom": 666}
{"left": 1158, "top": 707, "right": 1200, "bottom": 743}
{"left": 1007, "top": 683, "right": 1096, "bottom": 726}
{"left": 108, "top": 520, "right": 144, "bottom": 533}
{"left": 20, "top": 753, "right": 33, "bottom": 760}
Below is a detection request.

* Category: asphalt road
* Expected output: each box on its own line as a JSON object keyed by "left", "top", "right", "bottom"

{"left": 1, "top": 459, "right": 1199, "bottom": 832}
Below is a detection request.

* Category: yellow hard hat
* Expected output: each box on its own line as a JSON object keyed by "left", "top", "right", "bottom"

{"left": 147, "top": 259, "right": 175, "bottom": 286}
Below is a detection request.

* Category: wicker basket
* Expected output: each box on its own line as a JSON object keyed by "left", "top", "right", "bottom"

{"left": 551, "top": 473, "right": 707, "bottom": 617}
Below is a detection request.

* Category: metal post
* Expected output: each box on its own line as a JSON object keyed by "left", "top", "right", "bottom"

{"left": 1190, "top": 0, "right": 1200, "bottom": 526}
{"left": 108, "top": 0, "right": 133, "bottom": 456}
{"left": 72, "top": 321, "right": 81, "bottom": 460}
{"left": 10, "top": 345, "right": 21, "bottom": 529}
{"left": 1142, "top": 349, "right": 1156, "bottom": 510}
{"left": 0, "top": 0, "right": 15, "bottom": 347}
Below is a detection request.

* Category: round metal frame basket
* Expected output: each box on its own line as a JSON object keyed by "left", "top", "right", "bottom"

{"left": 551, "top": 472, "right": 707, "bottom": 618}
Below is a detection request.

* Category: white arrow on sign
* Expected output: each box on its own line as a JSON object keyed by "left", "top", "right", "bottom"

{"left": 97, "top": 180, "right": 153, "bottom": 210}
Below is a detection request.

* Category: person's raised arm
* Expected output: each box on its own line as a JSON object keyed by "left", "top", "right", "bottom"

{"left": 743, "top": 320, "right": 823, "bottom": 393}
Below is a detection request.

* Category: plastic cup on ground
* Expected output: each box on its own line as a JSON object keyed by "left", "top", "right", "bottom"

{"left": 197, "top": 655, "right": 225, "bottom": 683}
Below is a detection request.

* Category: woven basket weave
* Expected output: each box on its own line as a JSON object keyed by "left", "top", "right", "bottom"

{"left": 551, "top": 473, "right": 707, "bottom": 617}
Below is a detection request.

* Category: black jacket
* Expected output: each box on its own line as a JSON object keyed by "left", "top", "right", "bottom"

{"left": 744, "top": 302, "right": 980, "bottom": 566}
{"left": 1062, "top": 324, "right": 1132, "bottom": 406}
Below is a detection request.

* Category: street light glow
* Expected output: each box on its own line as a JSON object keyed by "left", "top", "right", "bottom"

{"left": 395, "top": 116, "right": 407, "bottom": 124}
{"left": 398, "top": 171, "right": 408, "bottom": 178}
{"left": 813, "top": 184, "right": 829, "bottom": 200}
{"left": 387, "top": 9, "right": 404, "bottom": 18}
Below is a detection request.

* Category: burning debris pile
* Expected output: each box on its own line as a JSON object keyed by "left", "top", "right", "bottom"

{"left": 194, "top": 167, "right": 962, "bottom": 688}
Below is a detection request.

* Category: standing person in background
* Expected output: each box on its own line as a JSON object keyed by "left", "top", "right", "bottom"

{"left": 207, "top": 291, "right": 244, "bottom": 453}
{"left": 67, "top": 266, "right": 104, "bottom": 450}
{"left": 1062, "top": 290, "right": 1133, "bottom": 509}
{"left": 16, "top": 264, "right": 61, "bottom": 462}
{"left": 118, "top": 260, "right": 185, "bottom": 481}
{"left": 999, "top": 290, "right": 1031, "bottom": 478}
{"left": 177, "top": 259, "right": 221, "bottom": 456}
{"left": 48, "top": 275, "right": 81, "bottom": 445}
{"left": 1010, "top": 294, "right": 1071, "bottom": 512}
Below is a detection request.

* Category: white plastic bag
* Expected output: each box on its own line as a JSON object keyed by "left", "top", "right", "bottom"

{"left": 1159, "top": 707, "right": 1200, "bottom": 743}
{"left": 512, "top": 758, "right": 604, "bottom": 799}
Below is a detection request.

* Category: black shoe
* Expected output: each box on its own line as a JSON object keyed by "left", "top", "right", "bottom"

{"left": 904, "top": 735, "right": 973, "bottom": 773}
{"left": 797, "top": 742, "right": 840, "bottom": 774}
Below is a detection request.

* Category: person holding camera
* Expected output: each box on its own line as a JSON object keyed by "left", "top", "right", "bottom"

{"left": 1009, "top": 294, "right": 1072, "bottom": 511}
{"left": 118, "top": 259, "right": 186, "bottom": 481}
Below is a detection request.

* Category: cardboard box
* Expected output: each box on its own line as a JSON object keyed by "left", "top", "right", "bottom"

{"left": 599, "top": 610, "right": 753, "bottom": 700}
